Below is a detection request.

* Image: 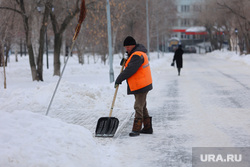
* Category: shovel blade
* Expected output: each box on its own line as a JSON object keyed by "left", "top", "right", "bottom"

{"left": 95, "top": 117, "right": 119, "bottom": 137}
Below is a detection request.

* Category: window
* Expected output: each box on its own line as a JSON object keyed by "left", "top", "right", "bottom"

{"left": 181, "top": 33, "right": 190, "bottom": 40}
{"left": 181, "top": 19, "right": 190, "bottom": 26}
{"left": 181, "top": 5, "right": 190, "bottom": 12}
{"left": 181, "top": 33, "right": 186, "bottom": 39}
{"left": 171, "top": 34, "right": 178, "bottom": 38}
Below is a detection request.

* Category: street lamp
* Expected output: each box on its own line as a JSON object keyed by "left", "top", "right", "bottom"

{"left": 235, "top": 28, "right": 238, "bottom": 54}
{"left": 106, "top": 0, "right": 114, "bottom": 83}
{"left": 146, "top": 0, "right": 150, "bottom": 60}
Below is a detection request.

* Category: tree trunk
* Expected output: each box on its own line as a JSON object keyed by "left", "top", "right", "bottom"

{"left": 5, "top": 45, "right": 10, "bottom": 67}
{"left": 27, "top": 43, "right": 38, "bottom": 81}
{"left": 246, "top": 34, "right": 250, "bottom": 54}
{"left": 37, "top": 1, "right": 51, "bottom": 81}
{"left": 2, "top": 47, "right": 7, "bottom": 89}
{"left": 37, "top": 31, "right": 44, "bottom": 81}
{"left": 19, "top": 0, "right": 38, "bottom": 81}
{"left": 78, "top": 54, "right": 84, "bottom": 64}
{"left": 53, "top": 33, "right": 62, "bottom": 76}
{"left": 50, "top": 0, "right": 81, "bottom": 76}
{"left": 76, "top": 44, "right": 84, "bottom": 64}
{"left": 228, "top": 38, "right": 232, "bottom": 51}
{"left": 15, "top": 50, "right": 18, "bottom": 62}
{"left": 25, "top": 27, "right": 38, "bottom": 81}
{"left": 0, "top": 44, "right": 2, "bottom": 66}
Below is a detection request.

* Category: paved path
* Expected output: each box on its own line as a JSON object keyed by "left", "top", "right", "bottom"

{"left": 112, "top": 54, "right": 250, "bottom": 167}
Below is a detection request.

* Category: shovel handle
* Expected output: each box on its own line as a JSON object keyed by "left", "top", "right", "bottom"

{"left": 109, "top": 59, "right": 126, "bottom": 117}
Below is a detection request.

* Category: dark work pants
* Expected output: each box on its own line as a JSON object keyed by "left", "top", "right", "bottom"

{"left": 134, "top": 91, "right": 149, "bottom": 119}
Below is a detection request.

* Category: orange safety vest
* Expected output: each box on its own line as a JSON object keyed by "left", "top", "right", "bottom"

{"left": 125, "top": 51, "right": 152, "bottom": 91}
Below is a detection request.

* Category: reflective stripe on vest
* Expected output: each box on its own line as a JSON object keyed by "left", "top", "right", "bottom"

{"left": 125, "top": 51, "right": 152, "bottom": 91}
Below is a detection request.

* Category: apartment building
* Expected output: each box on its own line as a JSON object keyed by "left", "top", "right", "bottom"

{"left": 171, "top": 0, "right": 206, "bottom": 46}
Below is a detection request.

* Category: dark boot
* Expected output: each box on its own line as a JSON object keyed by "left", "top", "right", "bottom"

{"left": 129, "top": 118, "right": 142, "bottom": 137}
{"left": 140, "top": 117, "right": 153, "bottom": 134}
{"left": 178, "top": 68, "right": 181, "bottom": 76}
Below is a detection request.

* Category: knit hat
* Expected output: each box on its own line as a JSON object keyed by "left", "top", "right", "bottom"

{"left": 123, "top": 36, "right": 136, "bottom": 46}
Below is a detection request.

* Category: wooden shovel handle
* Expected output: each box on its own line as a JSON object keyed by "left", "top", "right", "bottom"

{"left": 109, "top": 59, "right": 126, "bottom": 117}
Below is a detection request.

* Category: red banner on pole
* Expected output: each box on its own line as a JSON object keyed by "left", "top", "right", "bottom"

{"left": 72, "top": 0, "right": 86, "bottom": 41}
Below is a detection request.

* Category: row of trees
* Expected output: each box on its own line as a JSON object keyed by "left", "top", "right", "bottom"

{"left": 195, "top": 0, "right": 250, "bottom": 54}
{"left": 0, "top": 0, "right": 176, "bottom": 81}
{"left": 0, "top": 0, "right": 86, "bottom": 81}
{"left": 1, "top": 0, "right": 249, "bottom": 82}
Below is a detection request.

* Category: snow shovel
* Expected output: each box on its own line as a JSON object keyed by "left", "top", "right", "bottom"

{"left": 95, "top": 60, "right": 126, "bottom": 137}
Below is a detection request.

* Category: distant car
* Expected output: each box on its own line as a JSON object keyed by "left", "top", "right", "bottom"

{"left": 184, "top": 46, "right": 197, "bottom": 53}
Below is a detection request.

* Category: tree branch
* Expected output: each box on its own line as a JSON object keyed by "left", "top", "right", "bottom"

{"left": 217, "top": 2, "right": 248, "bottom": 21}
{"left": 15, "top": 0, "right": 20, "bottom": 5}
{"left": 0, "top": 6, "right": 23, "bottom": 16}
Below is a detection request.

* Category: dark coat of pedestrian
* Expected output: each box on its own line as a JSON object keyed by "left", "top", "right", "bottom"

{"left": 172, "top": 45, "right": 184, "bottom": 76}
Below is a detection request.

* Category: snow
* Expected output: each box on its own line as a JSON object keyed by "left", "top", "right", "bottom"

{"left": 206, "top": 50, "right": 250, "bottom": 66}
{"left": 169, "top": 37, "right": 180, "bottom": 41}
{"left": 185, "top": 26, "right": 206, "bottom": 32}
{"left": 0, "top": 110, "right": 102, "bottom": 167}
{"left": 0, "top": 50, "right": 250, "bottom": 167}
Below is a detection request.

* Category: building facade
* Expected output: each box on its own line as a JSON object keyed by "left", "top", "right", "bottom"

{"left": 171, "top": 0, "right": 206, "bottom": 46}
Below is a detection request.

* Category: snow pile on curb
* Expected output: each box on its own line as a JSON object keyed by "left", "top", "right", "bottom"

{"left": 207, "top": 50, "right": 250, "bottom": 66}
{"left": 0, "top": 110, "right": 104, "bottom": 167}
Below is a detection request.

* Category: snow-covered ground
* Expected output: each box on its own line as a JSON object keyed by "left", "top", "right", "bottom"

{"left": 0, "top": 50, "right": 249, "bottom": 167}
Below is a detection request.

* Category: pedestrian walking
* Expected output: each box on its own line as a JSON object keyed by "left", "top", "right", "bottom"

{"left": 172, "top": 45, "right": 184, "bottom": 76}
{"left": 115, "top": 36, "right": 153, "bottom": 137}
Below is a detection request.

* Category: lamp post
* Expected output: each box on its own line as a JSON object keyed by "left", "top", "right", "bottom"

{"left": 146, "top": 0, "right": 150, "bottom": 60}
{"left": 235, "top": 28, "right": 238, "bottom": 54}
{"left": 106, "top": 0, "right": 114, "bottom": 83}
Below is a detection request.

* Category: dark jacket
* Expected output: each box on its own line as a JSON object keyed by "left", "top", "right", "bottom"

{"left": 173, "top": 47, "right": 184, "bottom": 68}
{"left": 115, "top": 44, "right": 153, "bottom": 94}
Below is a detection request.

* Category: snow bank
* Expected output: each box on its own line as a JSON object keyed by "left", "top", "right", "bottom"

{"left": 206, "top": 50, "right": 250, "bottom": 66}
{"left": 0, "top": 110, "right": 104, "bottom": 167}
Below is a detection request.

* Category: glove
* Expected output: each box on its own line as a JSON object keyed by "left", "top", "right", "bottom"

{"left": 120, "top": 58, "right": 127, "bottom": 66}
{"left": 114, "top": 80, "right": 121, "bottom": 88}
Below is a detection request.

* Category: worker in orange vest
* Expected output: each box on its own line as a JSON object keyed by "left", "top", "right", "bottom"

{"left": 115, "top": 36, "right": 153, "bottom": 137}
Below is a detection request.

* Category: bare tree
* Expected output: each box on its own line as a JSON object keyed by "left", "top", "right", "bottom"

{"left": 0, "top": 1, "right": 23, "bottom": 67}
{"left": 36, "top": 1, "right": 52, "bottom": 81}
{"left": 1, "top": 0, "right": 39, "bottom": 80}
{"left": 150, "top": 0, "right": 177, "bottom": 51}
{"left": 194, "top": 0, "right": 250, "bottom": 54}
{"left": 74, "top": 0, "right": 127, "bottom": 64}
{"left": 0, "top": 0, "right": 54, "bottom": 81}
{"left": 194, "top": 0, "right": 226, "bottom": 50}
{"left": 49, "top": 0, "right": 81, "bottom": 76}
{"left": 217, "top": 0, "right": 250, "bottom": 54}
{"left": 0, "top": 3, "right": 14, "bottom": 88}
{"left": 1, "top": 0, "right": 180, "bottom": 83}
